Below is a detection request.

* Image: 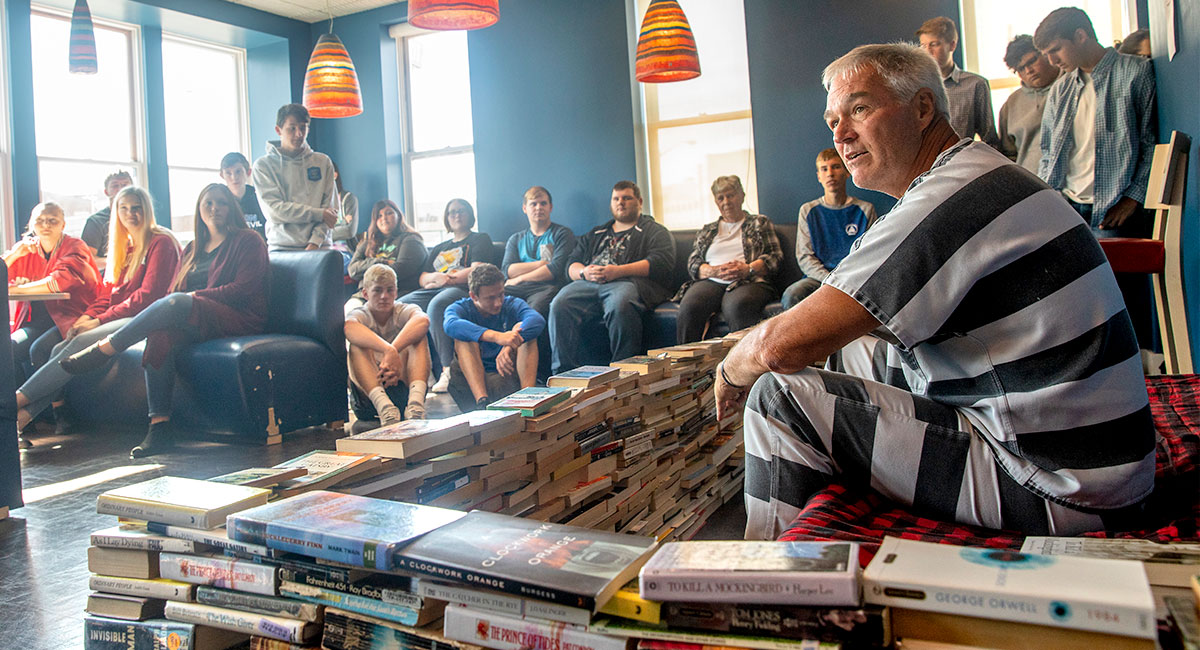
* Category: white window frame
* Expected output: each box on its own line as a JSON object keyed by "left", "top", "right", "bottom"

{"left": 30, "top": 5, "right": 147, "bottom": 200}
{"left": 161, "top": 32, "right": 250, "bottom": 223}
{"left": 389, "top": 22, "right": 475, "bottom": 242}
{"left": 0, "top": 0, "right": 14, "bottom": 245}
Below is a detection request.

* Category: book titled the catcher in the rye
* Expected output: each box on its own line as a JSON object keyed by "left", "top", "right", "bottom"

{"left": 639, "top": 541, "right": 860, "bottom": 605}
{"left": 393, "top": 509, "right": 657, "bottom": 612}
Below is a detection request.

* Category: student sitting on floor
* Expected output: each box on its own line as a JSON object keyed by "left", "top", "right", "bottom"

{"left": 14, "top": 187, "right": 180, "bottom": 447}
{"left": 443, "top": 263, "right": 543, "bottom": 413}
{"left": 61, "top": 184, "right": 269, "bottom": 458}
{"left": 6, "top": 202, "right": 101, "bottom": 386}
{"left": 344, "top": 264, "right": 431, "bottom": 430}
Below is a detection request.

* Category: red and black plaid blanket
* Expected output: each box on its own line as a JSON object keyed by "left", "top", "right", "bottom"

{"left": 778, "top": 375, "right": 1200, "bottom": 558}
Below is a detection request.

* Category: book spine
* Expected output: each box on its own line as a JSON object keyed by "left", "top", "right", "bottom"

{"left": 662, "top": 602, "right": 889, "bottom": 646}
{"left": 250, "top": 636, "right": 313, "bottom": 650}
{"left": 159, "top": 553, "right": 278, "bottom": 596}
{"left": 598, "top": 589, "right": 662, "bottom": 625}
{"left": 225, "top": 513, "right": 269, "bottom": 546}
{"left": 90, "top": 531, "right": 199, "bottom": 554}
{"left": 195, "top": 586, "right": 321, "bottom": 622}
{"left": 83, "top": 616, "right": 196, "bottom": 650}
{"left": 322, "top": 609, "right": 459, "bottom": 650}
{"left": 444, "top": 605, "right": 627, "bottom": 650}
{"left": 88, "top": 575, "right": 194, "bottom": 601}
{"left": 392, "top": 554, "right": 595, "bottom": 611}
{"left": 278, "top": 580, "right": 423, "bottom": 626}
{"left": 417, "top": 580, "right": 591, "bottom": 626}
{"left": 639, "top": 569, "right": 859, "bottom": 606}
{"left": 262, "top": 522, "right": 391, "bottom": 570}
{"left": 164, "top": 601, "right": 310, "bottom": 643}
{"left": 591, "top": 618, "right": 840, "bottom": 650}
{"left": 96, "top": 497, "right": 212, "bottom": 529}
{"left": 863, "top": 578, "right": 1155, "bottom": 639}
{"left": 146, "top": 522, "right": 274, "bottom": 557}
{"left": 275, "top": 563, "right": 420, "bottom": 609}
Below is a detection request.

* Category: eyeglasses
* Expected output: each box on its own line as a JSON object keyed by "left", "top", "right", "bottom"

{"left": 33, "top": 218, "right": 62, "bottom": 227}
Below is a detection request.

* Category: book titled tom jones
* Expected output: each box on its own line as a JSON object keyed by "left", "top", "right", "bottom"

{"left": 226, "top": 490, "right": 466, "bottom": 570}
{"left": 639, "top": 541, "right": 860, "bottom": 606}
{"left": 393, "top": 509, "right": 657, "bottom": 612}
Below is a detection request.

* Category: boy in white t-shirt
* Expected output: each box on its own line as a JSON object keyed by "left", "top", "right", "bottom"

{"left": 344, "top": 265, "right": 432, "bottom": 429}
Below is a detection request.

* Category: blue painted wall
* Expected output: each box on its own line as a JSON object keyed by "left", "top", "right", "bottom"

{"left": 1149, "top": 0, "right": 1200, "bottom": 361}
{"left": 745, "top": 0, "right": 960, "bottom": 224}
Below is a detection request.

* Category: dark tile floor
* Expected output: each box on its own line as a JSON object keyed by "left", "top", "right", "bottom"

{"left": 0, "top": 394, "right": 746, "bottom": 650}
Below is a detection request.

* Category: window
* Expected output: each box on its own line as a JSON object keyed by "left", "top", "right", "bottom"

{"left": 393, "top": 27, "right": 476, "bottom": 243}
{"left": 961, "top": 0, "right": 1135, "bottom": 126}
{"left": 634, "top": 0, "right": 758, "bottom": 230}
{"left": 162, "top": 35, "right": 248, "bottom": 234}
{"left": 30, "top": 8, "right": 143, "bottom": 237}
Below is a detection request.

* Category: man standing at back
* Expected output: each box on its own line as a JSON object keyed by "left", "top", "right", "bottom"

{"left": 998, "top": 35, "right": 1059, "bottom": 174}
{"left": 252, "top": 103, "right": 337, "bottom": 252}
{"left": 81, "top": 170, "right": 133, "bottom": 268}
{"left": 549, "top": 181, "right": 674, "bottom": 374}
{"left": 917, "top": 16, "right": 1000, "bottom": 149}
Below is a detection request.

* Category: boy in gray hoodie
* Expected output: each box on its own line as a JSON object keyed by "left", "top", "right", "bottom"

{"left": 252, "top": 103, "right": 337, "bottom": 251}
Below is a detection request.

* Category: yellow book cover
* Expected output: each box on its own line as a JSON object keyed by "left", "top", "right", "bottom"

{"left": 97, "top": 476, "right": 271, "bottom": 529}
{"left": 599, "top": 580, "right": 661, "bottom": 624}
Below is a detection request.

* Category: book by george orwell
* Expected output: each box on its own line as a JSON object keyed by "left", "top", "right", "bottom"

{"left": 639, "top": 541, "right": 860, "bottom": 605}
{"left": 863, "top": 537, "right": 1155, "bottom": 639}
{"left": 226, "top": 490, "right": 466, "bottom": 570}
{"left": 96, "top": 477, "right": 271, "bottom": 529}
{"left": 393, "top": 509, "right": 657, "bottom": 612}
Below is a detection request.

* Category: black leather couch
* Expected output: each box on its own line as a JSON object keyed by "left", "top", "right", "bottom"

{"left": 63, "top": 250, "right": 348, "bottom": 443}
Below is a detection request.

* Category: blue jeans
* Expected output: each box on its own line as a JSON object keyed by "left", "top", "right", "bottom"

{"left": 399, "top": 287, "right": 467, "bottom": 374}
{"left": 781, "top": 278, "right": 822, "bottom": 310}
{"left": 548, "top": 279, "right": 646, "bottom": 374}
{"left": 18, "top": 317, "right": 130, "bottom": 420}
{"left": 11, "top": 303, "right": 57, "bottom": 384}
{"left": 107, "top": 293, "right": 201, "bottom": 418}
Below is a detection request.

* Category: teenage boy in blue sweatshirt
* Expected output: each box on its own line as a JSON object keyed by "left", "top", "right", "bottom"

{"left": 443, "top": 263, "right": 545, "bottom": 412}
{"left": 781, "top": 148, "right": 877, "bottom": 309}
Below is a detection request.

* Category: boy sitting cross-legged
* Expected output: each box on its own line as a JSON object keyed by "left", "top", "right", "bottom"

{"left": 444, "top": 263, "right": 545, "bottom": 413}
{"left": 344, "top": 264, "right": 431, "bottom": 430}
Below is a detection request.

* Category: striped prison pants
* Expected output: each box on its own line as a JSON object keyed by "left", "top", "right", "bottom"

{"left": 743, "top": 336, "right": 1138, "bottom": 540}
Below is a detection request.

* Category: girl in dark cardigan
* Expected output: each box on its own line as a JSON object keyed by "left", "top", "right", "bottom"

{"left": 62, "top": 183, "right": 268, "bottom": 457}
{"left": 15, "top": 186, "right": 180, "bottom": 444}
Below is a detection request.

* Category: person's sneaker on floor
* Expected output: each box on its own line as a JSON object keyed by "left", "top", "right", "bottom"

{"left": 379, "top": 404, "right": 403, "bottom": 426}
{"left": 404, "top": 402, "right": 425, "bottom": 421}
{"left": 351, "top": 418, "right": 380, "bottom": 434}
{"left": 430, "top": 367, "right": 451, "bottom": 394}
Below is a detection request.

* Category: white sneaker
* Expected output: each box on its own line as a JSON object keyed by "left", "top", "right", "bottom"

{"left": 404, "top": 403, "right": 426, "bottom": 421}
{"left": 379, "top": 405, "right": 403, "bottom": 426}
{"left": 430, "top": 367, "right": 451, "bottom": 394}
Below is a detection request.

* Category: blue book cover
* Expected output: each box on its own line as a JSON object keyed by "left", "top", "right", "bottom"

{"left": 488, "top": 386, "right": 572, "bottom": 415}
{"left": 279, "top": 580, "right": 438, "bottom": 626}
{"left": 226, "top": 491, "right": 466, "bottom": 570}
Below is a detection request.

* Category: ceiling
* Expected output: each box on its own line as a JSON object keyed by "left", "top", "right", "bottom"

{"left": 221, "top": 0, "right": 400, "bottom": 24}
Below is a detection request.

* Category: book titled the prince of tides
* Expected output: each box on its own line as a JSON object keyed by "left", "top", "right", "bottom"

{"left": 393, "top": 509, "right": 657, "bottom": 612}
{"left": 226, "top": 490, "right": 466, "bottom": 570}
{"left": 863, "top": 537, "right": 1156, "bottom": 639}
{"left": 638, "top": 541, "right": 860, "bottom": 605}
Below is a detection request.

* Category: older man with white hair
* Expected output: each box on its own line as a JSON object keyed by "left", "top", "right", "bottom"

{"left": 717, "top": 43, "right": 1154, "bottom": 541}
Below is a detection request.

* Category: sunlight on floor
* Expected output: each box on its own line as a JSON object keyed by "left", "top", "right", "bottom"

{"left": 21, "top": 464, "right": 164, "bottom": 504}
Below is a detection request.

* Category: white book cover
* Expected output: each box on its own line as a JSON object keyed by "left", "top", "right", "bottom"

{"left": 90, "top": 526, "right": 205, "bottom": 554}
{"left": 863, "top": 537, "right": 1155, "bottom": 639}
{"left": 638, "top": 541, "right": 860, "bottom": 605}
{"left": 444, "top": 605, "right": 624, "bottom": 650}
{"left": 164, "top": 600, "right": 315, "bottom": 643}
{"left": 1021, "top": 536, "right": 1200, "bottom": 587}
{"left": 88, "top": 575, "right": 195, "bottom": 601}
{"left": 159, "top": 552, "right": 277, "bottom": 596}
{"left": 418, "top": 581, "right": 591, "bottom": 626}
{"left": 147, "top": 523, "right": 274, "bottom": 557}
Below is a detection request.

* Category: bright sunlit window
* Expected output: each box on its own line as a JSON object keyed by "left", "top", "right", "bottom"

{"left": 394, "top": 28, "right": 476, "bottom": 243}
{"left": 634, "top": 0, "right": 758, "bottom": 230}
{"left": 30, "top": 8, "right": 143, "bottom": 237}
{"left": 961, "top": 0, "right": 1135, "bottom": 126}
{"left": 162, "top": 35, "right": 248, "bottom": 234}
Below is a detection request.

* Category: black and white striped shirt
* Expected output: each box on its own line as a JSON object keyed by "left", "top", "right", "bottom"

{"left": 826, "top": 140, "right": 1154, "bottom": 510}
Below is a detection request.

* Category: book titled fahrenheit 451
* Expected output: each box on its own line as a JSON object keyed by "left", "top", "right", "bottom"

{"left": 639, "top": 541, "right": 860, "bottom": 606}
{"left": 97, "top": 477, "right": 271, "bottom": 530}
{"left": 225, "top": 490, "right": 466, "bottom": 570}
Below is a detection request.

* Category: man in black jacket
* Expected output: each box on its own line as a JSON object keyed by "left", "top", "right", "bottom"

{"left": 548, "top": 181, "right": 675, "bottom": 373}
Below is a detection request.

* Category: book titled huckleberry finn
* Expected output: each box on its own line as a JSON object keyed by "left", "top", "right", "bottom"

{"left": 638, "top": 541, "right": 860, "bottom": 606}
{"left": 225, "top": 490, "right": 466, "bottom": 571}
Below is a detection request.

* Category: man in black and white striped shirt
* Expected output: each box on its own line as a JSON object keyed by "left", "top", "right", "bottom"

{"left": 717, "top": 43, "right": 1154, "bottom": 540}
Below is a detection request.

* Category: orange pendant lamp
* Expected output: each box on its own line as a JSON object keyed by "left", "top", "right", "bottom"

{"left": 408, "top": 0, "right": 499, "bottom": 30}
{"left": 68, "top": 0, "right": 98, "bottom": 74}
{"left": 302, "top": 32, "right": 363, "bottom": 118}
{"left": 635, "top": 0, "right": 700, "bottom": 83}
